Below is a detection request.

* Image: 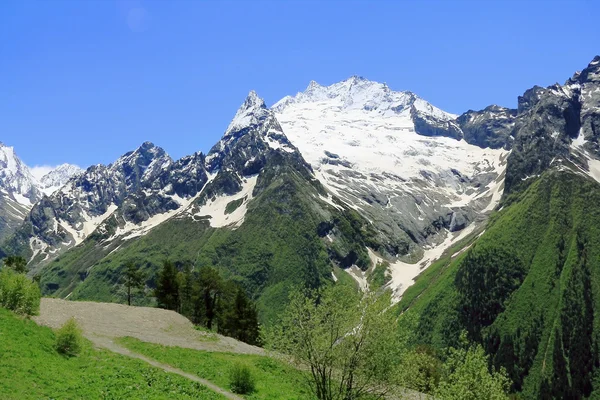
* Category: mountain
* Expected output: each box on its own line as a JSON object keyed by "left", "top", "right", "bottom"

{"left": 274, "top": 76, "right": 512, "bottom": 295}
{"left": 0, "top": 143, "right": 41, "bottom": 240}
{"left": 0, "top": 145, "right": 82, "bottom": 243}
{"left": 2, "top": 76, "right": 528, "bottom": 310}
{"left": 10, "top": 92, "right": 375, "bottom": 323}
{"left": 398, "top": 56, "right": 600, "bottom": 398}
{"left": 37, "top": 164, "right": 83, "bottom": 195}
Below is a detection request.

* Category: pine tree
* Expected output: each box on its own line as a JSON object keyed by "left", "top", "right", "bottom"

{"left": 178, "top": 263, "right": 194, "bottom": 318}
{"left": 155, "top": 260, "right": 179, "bottom": 311}
{"left": 122, "top": 261, "right": 145, "bottom": 306}
{"left": 195, "top": 266, "right": 222, "bottom": 330}
{"left": 218, "top": 284, "right": 260, "bottom": 345}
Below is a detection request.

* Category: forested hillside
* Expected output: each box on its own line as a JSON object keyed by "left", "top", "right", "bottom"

{"left": 400, "top": 167, "right": 600, "bottom": 397}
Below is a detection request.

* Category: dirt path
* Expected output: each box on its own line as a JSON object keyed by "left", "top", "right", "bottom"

{"left": 33, "top": 298, "right": 264, "bottom": 399}
{"left": 90, "top": 335, "right": 244, "bottom": 400}
{"left": 34, "top": 298, "right": 264, "bottom": 355}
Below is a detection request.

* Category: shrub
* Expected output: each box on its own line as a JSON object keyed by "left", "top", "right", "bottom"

{"left": 229, "top": 363, "right": 255, "bottom": 394}
{"left": 55, "top": 318, "right": 83, "bottom": 357}
{"left": 0, "top": 269, "right": 41, "bottom": 315}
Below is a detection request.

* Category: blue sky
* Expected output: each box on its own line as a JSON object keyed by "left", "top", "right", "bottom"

{"left": 1, "top": 0, "right": 599, "bottom": 169}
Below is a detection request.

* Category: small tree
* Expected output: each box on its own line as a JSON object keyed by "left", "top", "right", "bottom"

{"left": 155, "top": 260, "right": 179, "bottom": 311}
{"left": 55, "top": 318, "right": 83, "bottom": 357}
{"left": 122, "top": 261, "right": 145, "bottom": 306}
{"left": 435, "top": 332, "right": 510, "bottom": 400}
{"left": 266, "top": 285, "right": 408, "bottom": 400}
{"left": 2, "top": 255, "right": 27, "bottom": 274}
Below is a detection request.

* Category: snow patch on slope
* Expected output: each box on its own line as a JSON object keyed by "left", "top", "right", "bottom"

{"left": 194, "top": 175, "right": 258, "bottom": 228}
{"left": 368, "top": 222, "right": 478, "bottom": 303}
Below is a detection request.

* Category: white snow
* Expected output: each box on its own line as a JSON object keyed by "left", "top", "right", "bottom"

{"left": 274, "top": 79, "right": 507, "bottom": 223}
{"left": 225, "top": 91, "right": 269, "bottom": 135}
{"left": 368, "top": 222, "right": 478, "bottom": 303}
{"left": 569, "top": 129, "right": 600, "bottom": 184}
{"left": 80, "top": 204, "right": 118, "bottom": 237}
{"left": 346, "top": 265, "right": 369, "bottom": 291}
{"left": 12, "top": 193, "right": 31, "bottom": 206}
{"left": 0, "top": 143, "right": 39, "bottom": 204}
{"left": 194, "top": 175, "right": 258, "bottom": 228}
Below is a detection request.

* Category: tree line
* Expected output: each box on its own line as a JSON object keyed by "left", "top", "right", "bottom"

{"left": 153, "top": 261, "right": 260, "bottom": 346}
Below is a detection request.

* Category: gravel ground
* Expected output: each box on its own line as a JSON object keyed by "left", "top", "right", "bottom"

{"left": 34, "top": 298, "right": 264, "bottom": 355}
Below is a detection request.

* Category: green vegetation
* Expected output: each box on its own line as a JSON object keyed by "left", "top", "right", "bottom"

{"left": 399, "top": 169, "right": 600, "bottom": 397}
{"left": 2, "top": 255, "right": 27, "bottom": 273}
{"left": 55, "top": 317, "right": 83, "bottom": 357}
{"left": 0, "top": 307, "right": 225, "bottom": 399}
{"left": 0, "top": 268, "right": 40, "bottom": 315}
{"left": 36, "top": 155, "right": 378, "bottom": 326}
{"left": 122, "top": 260, "right": 146, "bottom": 306}
{"left": 229, "top": 363, "right": 256, "bottom": 395}
{"left": 119, "top": 337, "right": 309, "bottom": 400}
{"left": 225, "top": 197, "right": 245, "bottom": 214}
{"left": 156, "top": 262, "right": 261, "bottom": 345}
{"left": 435, "top": 333, "right": 510, "bottom": 400}
{"left": 266, "top": 285, "right": 409, "bottom": 400}
{"left": 367, "top": 260, "right": 391, "bottom": 290}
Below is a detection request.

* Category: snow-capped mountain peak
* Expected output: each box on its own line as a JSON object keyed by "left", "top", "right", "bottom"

{"left": 0, "top": 142, "right": 39, "bottom": 205}
{"left": 38, "top": 163, "right": 83, "bottom": 195}
{"left": 224, "top": 90, "right": 270, "bottom": 136}
{"left": 272, "top": 76, "right": 456, "bottom": 121}
{"left": 206, "top": 91, "right": 298, "bottom": 173}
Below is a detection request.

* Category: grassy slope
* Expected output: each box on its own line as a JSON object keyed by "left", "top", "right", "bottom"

{"left": 119, "top": 337, "right": 309, "bottom": 400}
{"left": 400, "top": 168, "right": 600, "bottom": 397}
{"left": 0, "top": 308, "right": 224, "bottom": 400}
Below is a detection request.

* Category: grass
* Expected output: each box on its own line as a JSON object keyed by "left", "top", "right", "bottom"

{"left": 118, "top": 337, "right": 310, "bottom": 400}
{"left": 0, "top": 307, "right": 225, "bottom": 400}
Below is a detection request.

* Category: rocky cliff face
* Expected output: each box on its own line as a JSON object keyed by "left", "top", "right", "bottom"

{"left": 505, "top": 56, "right": 600, "bottom": 194}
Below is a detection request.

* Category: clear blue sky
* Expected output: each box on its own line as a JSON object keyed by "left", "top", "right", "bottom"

{"left": 1, "top": 0, "right": 599, "bottom": 169}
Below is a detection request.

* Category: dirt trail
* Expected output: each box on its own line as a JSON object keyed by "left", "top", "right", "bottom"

{"left": 34, "top": 298, "right": 264, "bottom": 399}
{"left": 34, "top": 298, "right": 264, "bottom": 355}
{"left": 90, "top": 335, "right": 244, "bottom": 400}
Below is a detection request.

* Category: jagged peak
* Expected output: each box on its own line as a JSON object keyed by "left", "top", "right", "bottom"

{"left": 577, "top": 55, "right": 600, "bottom": 84}
{"left": 110, "top": 142, "right": 170, "bottom": 172}
{"left": 225, "top": 91, "right": 271, "bottom": 135}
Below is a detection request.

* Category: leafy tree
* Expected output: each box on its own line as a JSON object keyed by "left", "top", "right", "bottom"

{"left": 266, "top": 285, "right": 408, "bottom": 400}
{"left": 0, "top": 268, "right": 41, "bottom": 315}
{"left": 154, "top": 260, "right": 179, "bottom": 311}
{"left": 397, "top": 345, "right": 442, "bottom": 394}
{"left": 122, "top": 261, "right": 145, "bottom": 306}
{"left": 435, "top": 332, "right": 510, "bottom": 400}
{"left": 2, "top": 255, "right": 27, "bottom": 274}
